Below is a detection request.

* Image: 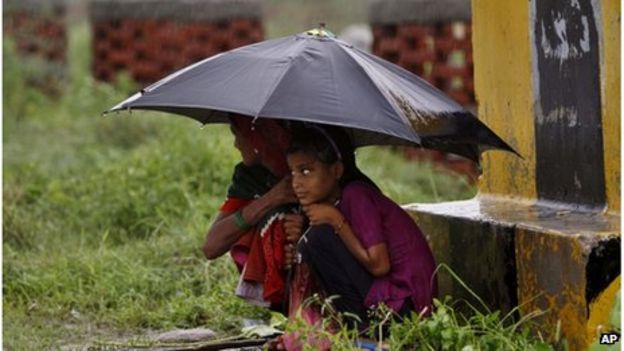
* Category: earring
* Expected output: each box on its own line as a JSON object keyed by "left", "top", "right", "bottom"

{"left": 253, "top": 148, "right": 259, "bottom": 154}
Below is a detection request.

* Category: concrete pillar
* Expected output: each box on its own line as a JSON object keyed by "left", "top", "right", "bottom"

{"left": 88, "top": 0, "right": 264, "bottom": 85}
{"left": 405, "top": 1, "right": 620, "bottom": 350}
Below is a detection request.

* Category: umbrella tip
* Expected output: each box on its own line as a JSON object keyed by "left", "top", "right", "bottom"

{"left": 305, "top": 23, "right": 336, "bottom": 38}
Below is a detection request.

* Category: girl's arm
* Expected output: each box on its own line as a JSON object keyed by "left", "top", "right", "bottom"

{"left": 331, "top": 214, "right": 391, "bottom": 277}
{"left": 203, "top": 177, "right": 296, "bottom": 259}
{"left": 304, "top": 204, "right": 391, "bottom": 277}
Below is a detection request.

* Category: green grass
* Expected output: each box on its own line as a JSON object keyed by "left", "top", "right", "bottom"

{"left": 283, "top": 266, "right": 561, "bottom": 351}
{"left": 3, "top": 20, "right": 478, "bottom": 350}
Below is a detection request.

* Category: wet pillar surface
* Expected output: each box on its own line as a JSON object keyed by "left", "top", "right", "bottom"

{"left": 397, "top": 0, "right": 620, "bottom": 350}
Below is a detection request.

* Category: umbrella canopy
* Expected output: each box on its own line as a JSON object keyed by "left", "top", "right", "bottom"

{"left": 107, "top": 27, "right": 518, "bottom": 162}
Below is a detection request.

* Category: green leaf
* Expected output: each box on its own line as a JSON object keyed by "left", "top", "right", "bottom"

{"left": 241, "top": 325, "right": 283, "bottom": 338}
{"left": 609, "top": 292, "right": 620, "bottom": 330}
{"left": 532, "top": 341, "right": 554, "bottom": 351}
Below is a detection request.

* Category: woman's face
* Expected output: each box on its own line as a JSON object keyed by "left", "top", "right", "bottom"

{"left": 230, "top": 124, "right": 260, "bottom": 165}
{"left": 287, "top": 151, "right": 343, "bottom": 206}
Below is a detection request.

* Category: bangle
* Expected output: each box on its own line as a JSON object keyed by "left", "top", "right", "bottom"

{"left": 335, "top": 216, "right": 347, "bottom": 233}
{"left": 233, "top": 210, "right": 252, "bottom": 230}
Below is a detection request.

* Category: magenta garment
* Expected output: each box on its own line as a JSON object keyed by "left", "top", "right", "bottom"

{"left": 337, "top": 181, "right": 438, "bottom": 314}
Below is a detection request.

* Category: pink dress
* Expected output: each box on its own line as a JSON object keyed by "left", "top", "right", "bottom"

{"left": 337, "top": 181, "right": 438, "bottom": 314}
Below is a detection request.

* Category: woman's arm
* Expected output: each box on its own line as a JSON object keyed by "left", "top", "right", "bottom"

{"left": 203, "top": 177, "right": 296, "bottom": 259}
{"left": 304, "top": 204, "right": 391, "bottom": 277}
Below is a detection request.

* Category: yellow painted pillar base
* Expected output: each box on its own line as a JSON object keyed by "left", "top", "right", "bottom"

{"left": 406, "top": 197, "right": 620, "bottom": 351}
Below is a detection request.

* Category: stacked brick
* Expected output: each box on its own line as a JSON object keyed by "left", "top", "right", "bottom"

{"left": 4, "top": 0, "right": 67, "bottom": 92}
{"left": 89, "top": 0, "right": 263, "bottom": 85}
{"left": 369, "top": 0, "right": 478, "bottom": 182}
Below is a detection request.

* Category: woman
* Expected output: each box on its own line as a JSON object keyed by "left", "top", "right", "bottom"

{"left": 203, "top": 114, "right": 301, "bottom": 311}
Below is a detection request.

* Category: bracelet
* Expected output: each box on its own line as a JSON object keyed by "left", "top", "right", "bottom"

{"left": 335, "top": 216, "right": 347, "bottom": 233}
{"left": 233, "top": 210, "right": 252, "bottom": 230}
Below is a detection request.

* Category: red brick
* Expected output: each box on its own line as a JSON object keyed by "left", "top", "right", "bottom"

{"left": 247, "top": 28, "right": 263, "bottom": 42}
{"left": 372, "top": 26, "right": 386, "bottom": 41}
{"left": 431, "top": 65, "right": 470, "bottom": 83}
{"left": 464, "top": 78, "right": 474, "bottom": 94}
{"left": 132, "top": 62, "right": 160, "bottom": 83}
{"left": 110, "top": 49, "right": 133, "bottom": 63}
{"left": 230, "top": 18, "right": 254, "bottom": 33}
{"left": 141, "top": 19, "right": 161, "bottom": 34}
{"left": 447, "top": 90, "right": 471, "bottom": 105}
{"left": 398, "top": 24, "right": 436, "bottom": 38}
{"left": 378, "top": 37, "right": 404, "bottom": 54}
{"left": 434, "top": 37, "right": 472, "bottom": 52}
{"left": 91, "top": 17, "right": 263, "bottom": 84}
{"left": 400, "top": 50, "right": 436, "bottom": 66}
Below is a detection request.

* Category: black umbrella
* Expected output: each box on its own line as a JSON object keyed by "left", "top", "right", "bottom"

{"left": 107, "top": 26, "right": 518, "bottom": 162}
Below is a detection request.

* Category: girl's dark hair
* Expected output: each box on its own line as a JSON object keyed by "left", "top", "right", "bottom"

{"left": 287, "top": 124, "right": 342, "bottom": 164}
{"left": 287, "top": 123, "right": 379, "bottom": 189}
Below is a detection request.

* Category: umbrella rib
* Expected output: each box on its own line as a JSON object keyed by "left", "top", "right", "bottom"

{"left": 339, "top": 47, "right": 422, "bottom": 144}
{"left": 144, "top": 52, "right": 226, "bottom": 94}
{"left": 255, "top": 52, "right": 304, "bottom": 120}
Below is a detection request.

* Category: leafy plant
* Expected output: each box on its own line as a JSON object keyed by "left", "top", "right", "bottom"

{"left": 284, "top": 265, "right": 559, "bottom": 351}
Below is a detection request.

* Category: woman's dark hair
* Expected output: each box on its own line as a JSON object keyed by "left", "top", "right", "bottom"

{"left": 287, "top": 123, "right": 379, "bottom": 189}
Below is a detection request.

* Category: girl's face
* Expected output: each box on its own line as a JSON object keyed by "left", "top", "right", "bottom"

{"left": 230, "top": 124, "right": 260, "bottom": 166}
{"left": 287, "top": 151, "right": 343, "bottom": 206}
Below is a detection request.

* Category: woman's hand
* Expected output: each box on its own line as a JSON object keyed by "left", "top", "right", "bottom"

{"left": 284, "top": 213, "right": 305, "bottom": 243}
{"left": 204, "top": 178, "right": 294, "bottom": 260}
{"left": 302, "top": 204, "right": 342, "bottom": 228}
{"left": 283, "top": 213, "right": 305, "bottom": 268}
{"left": 267, "top": 176, "right": 297, "bottom": 205}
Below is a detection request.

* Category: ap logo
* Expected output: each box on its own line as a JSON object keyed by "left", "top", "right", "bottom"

{"left": 600, "top": 333, "right": 620, "bottom": 345}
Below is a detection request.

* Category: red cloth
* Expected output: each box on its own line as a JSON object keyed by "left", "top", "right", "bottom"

{"left": 220, "top": 197, "right": 254, "bottom": 273}
{"left": 220, "top": 197, "right": 287, "bottom": 305}
{"left": 288, "top": 262, "right": 324, "bottom": 324}
{"left": 282, "top": 263, "right": 330, "bottom": 351}
{"left": 258, "top": 215, "right": 288, "bottom": 304}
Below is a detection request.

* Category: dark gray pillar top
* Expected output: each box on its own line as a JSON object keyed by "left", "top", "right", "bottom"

{"left": 4, "top": 0, "right": 66, "bottom": 14}
{"left": 88, "top": 0, "right": 263, "bottom": 22}
{"left": 369, "top": 0, "right": 471, "bottom": 24}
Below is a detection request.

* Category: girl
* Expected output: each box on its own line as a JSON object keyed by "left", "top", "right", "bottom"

{"left": 285, "top": 125, "right": 438, "bottom": 326}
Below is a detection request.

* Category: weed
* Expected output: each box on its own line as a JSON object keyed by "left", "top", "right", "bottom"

{"left": 284, "top": 265, "right": 558, "bottom": 351}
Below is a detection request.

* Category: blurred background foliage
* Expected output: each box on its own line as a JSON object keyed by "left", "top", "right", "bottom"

{"left": 3, "top": 1, "right": 476, "bottom": 349}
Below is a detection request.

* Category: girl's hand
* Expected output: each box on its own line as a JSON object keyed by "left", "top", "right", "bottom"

{"left": 302, "top": 204, "right": 342, "bottom": 227}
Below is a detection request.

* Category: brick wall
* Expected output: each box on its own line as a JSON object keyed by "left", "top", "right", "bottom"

{"left": 370, "top": 0, "right": 478, "bottom": 183}
{"left": 373, "top": 22, "right": 473, "bottom": 106}
{"left": 89, "top": 0, "right": 263, "bottom": 85}
{"left": 4, "top": 0, "right": 67, "bottom": 93}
